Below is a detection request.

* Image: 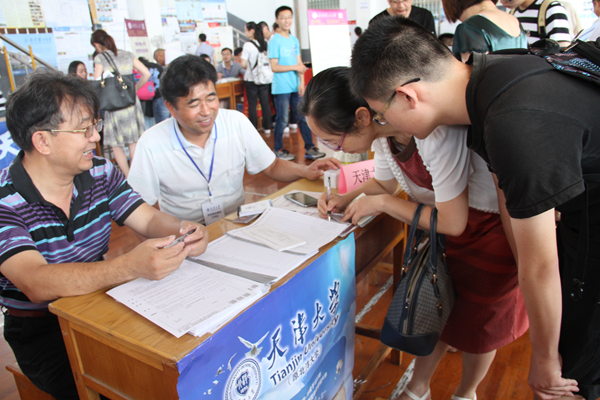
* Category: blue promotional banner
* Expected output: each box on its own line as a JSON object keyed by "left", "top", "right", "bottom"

{"left": 177, "top": 234, "right": 357, "bottom": 400}
{"left": 0, "top": 122, "right": 19, "bottom": 171}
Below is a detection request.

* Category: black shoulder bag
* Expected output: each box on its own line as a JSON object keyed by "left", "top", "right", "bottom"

{"left": 90, "top": 52, "right": 136, "bottom": 111}
{"left": 380, "top": 204, "right": 456, "bottom": 356}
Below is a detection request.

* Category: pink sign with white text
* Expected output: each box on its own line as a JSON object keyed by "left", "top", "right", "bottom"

{"left": 307, "top": 9, "right": 347, "bottom": 25}
{"left": 338, "top": 159, "right": 376, "bottom": 194}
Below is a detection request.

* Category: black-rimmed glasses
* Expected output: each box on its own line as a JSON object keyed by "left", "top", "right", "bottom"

{"left": 373, "top": 78, "right": 421, "bottom": 125}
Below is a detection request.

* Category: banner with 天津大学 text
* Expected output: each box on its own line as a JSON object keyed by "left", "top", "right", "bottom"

{"left": 177, "top": 234, "right": 357, "bottom": 400}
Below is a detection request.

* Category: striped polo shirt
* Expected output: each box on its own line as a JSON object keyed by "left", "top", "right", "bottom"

{"left": 513, "top": 0, "right": 571, "bottom": 44}
{"left": 0, "top": 153, "right": 144, "bottom": 310}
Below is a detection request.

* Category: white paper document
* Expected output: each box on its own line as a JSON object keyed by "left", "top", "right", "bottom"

{"left": 191, "top": 235, "right": 315, "bottom": 283}
{"left": 239, "top": 199, "right": 272, "bottom": 217}
{"left": 227, "top": 207, "right": 348, "bottom": 255}
{"left": 107, "top": 259, "right": 265, "bottom": 338}
{"left": 272, "top": 190, "right": 356, "bottom": 237}
{"left": 244, "top": 225, "right": 306, "bottom": 252}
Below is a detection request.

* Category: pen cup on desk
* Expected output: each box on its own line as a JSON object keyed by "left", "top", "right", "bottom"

{"left": 323, "top": 169, "right": 340, "bottom": 189}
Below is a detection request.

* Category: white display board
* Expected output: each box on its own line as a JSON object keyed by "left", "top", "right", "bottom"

{"left": 94, "top": 0, "right": 131, "bottom": 52}
{"left": 307, "top": 9, "right": 352, "bottom": 75}
{"left": 54, "top": 28, "right": 94, "bottom": 75}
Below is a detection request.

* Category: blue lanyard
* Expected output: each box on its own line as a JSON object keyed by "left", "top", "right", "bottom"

{"left": 174, "top": 120, "right": 218, "bottom": 198}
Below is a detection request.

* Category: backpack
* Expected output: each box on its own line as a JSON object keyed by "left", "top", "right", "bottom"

{"left": 532, "top": 38, "right": 600, "bottom": 85}
{"left": 249, "top": 41, "right": 273, "bottom": 85}
{"left": 510, "top": 0, "right": 583, "bottom": 40}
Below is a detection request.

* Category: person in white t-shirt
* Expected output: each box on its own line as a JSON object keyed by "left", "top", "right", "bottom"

{"left": 301, "top": 67, "right": 528, "bottom": 400}
{"left": 128, "top": 55, "right": 341, "bottom": 224}
{"left": 241, "top": 21, "right": 273, "bottom": 135}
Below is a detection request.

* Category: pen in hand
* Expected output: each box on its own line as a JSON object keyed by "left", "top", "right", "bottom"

{"left": 327, "top": 177, "right": 332, "bottom": 221}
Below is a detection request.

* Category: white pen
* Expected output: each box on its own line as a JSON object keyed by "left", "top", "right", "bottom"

{"left": 327, "top": 176, "right": 332, "bottom": 221}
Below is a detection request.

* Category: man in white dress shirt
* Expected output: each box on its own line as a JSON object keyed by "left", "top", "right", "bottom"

{"left": 128, "top": 55, "right": 340, "bottom": 224}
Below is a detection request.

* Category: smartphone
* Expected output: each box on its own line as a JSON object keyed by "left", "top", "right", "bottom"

{"left": 284, "top": 192, "right": 319, "bottom": 207}
{"left": 164, "top": 229, "right": 196, "bottom": 248}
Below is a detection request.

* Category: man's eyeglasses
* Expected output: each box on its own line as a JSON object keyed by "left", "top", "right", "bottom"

{"left": 315, "top": 131, "right": 347, "bottom": 151}
{"left": 43, "top": 120, "right": 103, "bottom": 138}
{"left": 373, "top": 78, "right": 421, "bottom": 126}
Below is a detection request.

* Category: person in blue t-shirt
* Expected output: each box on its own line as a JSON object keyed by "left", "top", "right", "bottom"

{"left": 268, "top": 5, "right": 325, "bottom": 161}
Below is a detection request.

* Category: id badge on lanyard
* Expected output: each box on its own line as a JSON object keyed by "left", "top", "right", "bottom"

{"left": 174, "top": 121, "right": 225, "bottom": 224}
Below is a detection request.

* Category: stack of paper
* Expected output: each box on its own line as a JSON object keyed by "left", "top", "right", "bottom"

{"left": 107, "top": 260, "right": 267, "bottom": 338}
{"left": 227, "top": 207, "right": 348, "bottom": 255}
{"left": 191, "top": 234, "right": 315, "bottom": 283}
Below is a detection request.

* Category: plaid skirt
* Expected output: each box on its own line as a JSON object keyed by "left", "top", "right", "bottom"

{"left": 102, "top": 98, "right": 145, "bottom": 147}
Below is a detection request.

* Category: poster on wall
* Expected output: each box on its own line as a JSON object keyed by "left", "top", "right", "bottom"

{"left": 162, "top": 16, "right": 181, "bottom": 44}
{"left": 2, "top": 32, "right": 58, "bottom": 68}
{"left": 176, "top": 0, "right": 201, "bottom": 32}
{"left": 176, "top": 235, "right": 356, "bottom": 400}
{"left": 200, "top": 0, "right": 227, "bottom": 24}
{"left": 160, "top": 0, "right": 177, "bottom": 16}
{"left": 54, "top": 27, "right": 94, "bottom": 75}
{"left": 94, "top": 0, "right": 130, "bottom": 51}
{"left": 0, "top": 3, "right": 6, "bottom": 27}
{"left": 40, "top": 0, "right": 91, "bottom": 29}
{"left": 0, "top": 0, "right": 45, "bottom": 28}
{"left": 307, "top": 9, "right": 352, "bottom": 75}
{"left": 125, "top": 19, "right": 152, "bottom": 59}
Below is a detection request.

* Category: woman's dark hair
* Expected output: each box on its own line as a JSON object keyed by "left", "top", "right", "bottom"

{"left": 442, "top": 0, "right": 496, "bottom": 23}
{"left": 6, "top": 70, "right": 99, "bottom": 152}
{"left": 68, "top": 61, "right": 84, "bottom": 76}
{"left": 299, "top": 67, "right": 372, "bottom": 136}
{"left": 258, "top": 21, "right": 269, "bottom": 32}
{"left": 245, "top": 21, "right": 267, "bottom": 52}
{"left": 90, "top": 29, "right": 118, "bottom": 55}
{"left": 161, "top": 54, "right": 218, "bottom": 108}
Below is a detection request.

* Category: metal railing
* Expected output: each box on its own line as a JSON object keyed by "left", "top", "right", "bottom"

{"left": 0, "top": 32, "right": 57, "bottom": 92}
{"left": 232, "top": 25, "right": 248, "bottom": 49}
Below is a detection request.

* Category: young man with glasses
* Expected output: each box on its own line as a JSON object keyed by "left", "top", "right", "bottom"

{"left": 268, "top": 5, "right": 325, "bottom": 161}
{"left": 369, "top": 0, "right": 436, "bottom": 35}
{"left": 0, "top": 71, "right": 210, "bottom": 399}
{"left": 352, "top": 16, "right": 600, "bottom": 400}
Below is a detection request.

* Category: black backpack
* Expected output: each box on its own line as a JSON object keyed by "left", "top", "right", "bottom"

{"left": 493, "top": 38, "right": 600, "bottom": 86}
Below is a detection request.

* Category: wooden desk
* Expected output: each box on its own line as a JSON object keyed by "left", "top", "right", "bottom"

{"left": 216, "top": 79, "right": 243, "bottom": 110}
{"left": 49, "top": 179, "right": 405, "bottom": 400}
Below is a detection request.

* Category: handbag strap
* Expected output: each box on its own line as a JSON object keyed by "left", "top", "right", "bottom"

{"left": 403, "top": 203, "right": 426, "bottom": 266}
{"left": 429, "top": 208, "right": 439, "bottom": 276}
{"left": 101, "top": 52, "right": 123, "bottom": 78}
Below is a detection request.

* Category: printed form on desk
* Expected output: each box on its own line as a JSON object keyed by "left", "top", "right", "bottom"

{"left": 107, "top": 259, "right": 267, "bottom": 338}
{"left": 226, "top": 207, "right": 349, "bottom": 254}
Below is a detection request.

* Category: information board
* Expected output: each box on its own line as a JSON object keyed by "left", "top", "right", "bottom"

{"left": 307, "top": 9, "right": 352, "bottom": 75}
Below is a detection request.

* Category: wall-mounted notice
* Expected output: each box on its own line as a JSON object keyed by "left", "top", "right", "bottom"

{"left": 41, "top": 0, "right": 91, "bottom": 29}
{"left": 125, "top": 19, "right": 152, "bottom": 59}
{"left": 307, "top": 9, "right": 351, "bottom": 75}
{"left": 3, "top": 32, "right": 58, "bottom": 68}
{"left": 54, "top": 27, "right": 94, "bottom": 75}
{"left": 0, "top": 0, "right": 45, "bottom": 28}
{"left": 94, "top": 0, "right": 130, "bottom": 51}
{"left": 162, "top": 16, "right": 180, "bottom": 44}
{"left": 200, "top": 0, "right": 227, "bottom": 23}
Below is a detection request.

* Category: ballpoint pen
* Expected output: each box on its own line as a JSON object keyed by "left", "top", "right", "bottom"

{"left": 327, "top": 176, "right": 332, "bottom": 221}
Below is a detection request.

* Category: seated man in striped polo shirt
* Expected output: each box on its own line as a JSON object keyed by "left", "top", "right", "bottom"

{"left": 500, "top": 0, "right": 572, "bottom": 46}
{"left": 0, "top": 71, "right": 209, "bottom": 400}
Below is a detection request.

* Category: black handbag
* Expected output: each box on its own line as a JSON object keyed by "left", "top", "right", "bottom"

{"left": 380, "top": 204, "right": 456, "bottom": 356}
{"left": 90, "top": 52, "right": 136, "bottom": 111}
